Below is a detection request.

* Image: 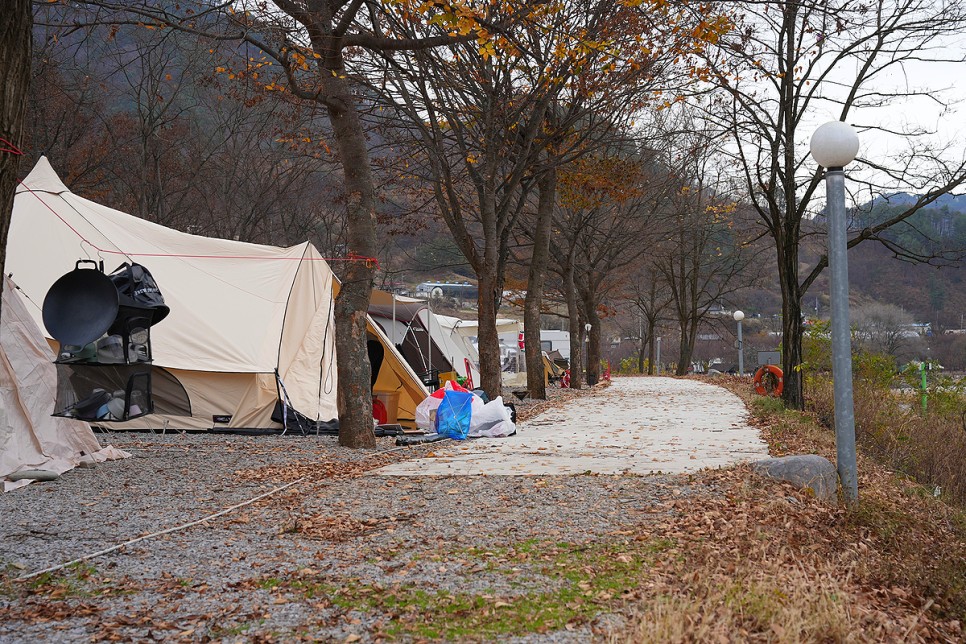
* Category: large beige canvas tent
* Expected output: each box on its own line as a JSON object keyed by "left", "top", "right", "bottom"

{"left": 1, "top": 276, "right": 128, "bottom": 492}
{"left": 6, "top": 157, "right": 426, "bottom": 431}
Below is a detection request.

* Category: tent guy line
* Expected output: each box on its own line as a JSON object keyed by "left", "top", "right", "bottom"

{"left": 17, "top": 474, "right": 309, "bottom": 581}
{"left": 0, "top": 136, "right": 24, "bottom": 156}
{"left": 17, "top": 439, "right": 448, "bottom": 582}
{"left": 15, "top": 177, "right": 379, "bottom": 266}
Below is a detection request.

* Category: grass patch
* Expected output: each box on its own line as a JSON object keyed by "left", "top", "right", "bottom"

{"left": 208, "top": 619, "right": 265, "bottom": 638}
{"left": 270, "top": 539, "right": 665, "bottom": 639}
{"left": 23, "top": 562, "right": 99, "bottom": 599}
{"left": 0, "top": 563, "right": 136, "bottom": 604}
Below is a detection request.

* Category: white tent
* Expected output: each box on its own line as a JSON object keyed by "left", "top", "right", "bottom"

{"left": 368, "top": 290, "right": 483, "bottom": 386}
{"left": 368, "top": 288, "right": 528, "bottom": 389}
{"left": 7, "top": 157, "right": 427, "bottom": 430}
{"left": 1, "top": 276, "right": 128, "bottom": 492}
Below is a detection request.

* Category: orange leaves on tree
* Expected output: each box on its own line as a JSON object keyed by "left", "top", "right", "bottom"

{"left": 691, "top": 15, "right": 732, "bottom": 45}
{"left": 274, "top": 131, "right": 334, "bottom": 155}
{"left": 559, "top": 155, "right": 648, "bottom": 211}
{"left": 212, "top": 55, "right": 276, "bottom": 91}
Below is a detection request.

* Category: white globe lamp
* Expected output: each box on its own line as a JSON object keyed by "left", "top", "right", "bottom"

{"left": 810, "top": 121, "right": 859, "bottom": 168}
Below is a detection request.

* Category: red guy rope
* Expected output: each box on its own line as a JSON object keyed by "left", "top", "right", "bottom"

{"left": 0, "top": 137, "right": 24, "bottom": 156}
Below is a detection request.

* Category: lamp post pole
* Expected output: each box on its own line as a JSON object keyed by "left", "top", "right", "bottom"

{"left": 733, "top": 310, "right": 745, "bottom": 376}
{"left": 811, "top": 120, "right": 860, "bottom": 505}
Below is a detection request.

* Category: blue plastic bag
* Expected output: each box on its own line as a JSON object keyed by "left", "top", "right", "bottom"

{"left": 435, "top": 390, "right": 473, "bottom": 440}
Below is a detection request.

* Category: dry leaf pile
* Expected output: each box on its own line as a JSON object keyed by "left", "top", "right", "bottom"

{"left": 233, "top": 448, "right": 414, "bottom": 484}
{"left": 618, "top": 465, "right": 965, "bottom": 642}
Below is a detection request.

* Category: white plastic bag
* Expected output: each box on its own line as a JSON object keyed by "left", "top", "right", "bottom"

{"left": 415, "top": 395, "right": 443, "bottom": 431}
{"left": 416, "top": 381, "right": 474, "bottom": 431}
{"left": 468, "top": 395, "right": 516, "bottom": 438}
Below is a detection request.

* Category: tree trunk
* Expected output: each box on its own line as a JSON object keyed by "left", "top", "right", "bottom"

{"left": 0, "top": 0, "right": 31, "bottom": 320}
{"left": 676, "top": 331, "right": 690, "bottom": 375}
{"left": 583, "top": 295, "right": 600, "bottom": 386}
{"left": 477, "top": 268, "right": 503, "bottom": 399}
{"left": 676, "top": 314, "right": 697, "bottom": 376}
{"left": 564, "top": 256, "right": 583, "bottom": 389}
{"left": 778, "top": 241, "right": 805, "bottom": 409}
{"left": 323, "top": 68, "right": 378, "bottom": 449}
{"left": 646, "top": 320, "right": 657, "bottom": 375}
{"left": 524, "top": 166, "right": 556, "bottom": 399}
{"left": 777, "top": 1, "right": 805, "bottom": 410}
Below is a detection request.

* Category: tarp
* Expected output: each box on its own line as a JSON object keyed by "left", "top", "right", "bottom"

{"left": 1, "top": 276, "right": 128, "bottom": 492}
{"left": 7, "top": 157, "right": 427, "bottom": 430}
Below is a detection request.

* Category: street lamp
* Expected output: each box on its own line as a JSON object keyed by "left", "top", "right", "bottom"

{"left": 733, "top": 310, "right": 745, "bottom": 376}
{"left": 810, "top": 120, "right": 860, "bottom": 505}
{"left": 584, "top": 323, "right": 593, "bottom": 384}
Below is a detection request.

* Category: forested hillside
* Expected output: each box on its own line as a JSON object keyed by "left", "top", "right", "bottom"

{"left": 13, "top": 1, "right": 966, "bottom": 381}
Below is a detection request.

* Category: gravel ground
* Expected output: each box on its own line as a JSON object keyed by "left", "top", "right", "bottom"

{"left": 0, "top": 385, "right": 700, "bottom": 643}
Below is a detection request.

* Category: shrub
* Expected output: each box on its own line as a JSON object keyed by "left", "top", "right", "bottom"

{"left": 619, "top": 356, "right": 647, "bottom": 375}
{"left": 803, "top": 345, "right": 966, "bottom": 506}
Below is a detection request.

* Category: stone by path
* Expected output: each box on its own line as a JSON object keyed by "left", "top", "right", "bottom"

{"left": 375, "top": 376, "right": 770, "bottom": 476}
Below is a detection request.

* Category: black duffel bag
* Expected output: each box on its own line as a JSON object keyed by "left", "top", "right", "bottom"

{"left": 108, "top": 262, "right": 170, "bottom": 326}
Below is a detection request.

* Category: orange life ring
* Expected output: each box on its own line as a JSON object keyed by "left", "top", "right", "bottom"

{"left": 754, "top": 365, "right": 784, "bottom": 397}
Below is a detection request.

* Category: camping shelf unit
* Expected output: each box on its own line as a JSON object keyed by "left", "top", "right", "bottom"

{"left": 52, "top": 328, "right": 155, "bottom": 423}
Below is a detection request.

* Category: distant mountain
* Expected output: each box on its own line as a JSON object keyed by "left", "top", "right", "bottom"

{"left": 868, "top": 192, "right": 966, "bottom": 213}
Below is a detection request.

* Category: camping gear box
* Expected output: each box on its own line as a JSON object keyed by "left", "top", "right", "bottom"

{"left": 373, "top": 391, "right": 400, "bottom": 424}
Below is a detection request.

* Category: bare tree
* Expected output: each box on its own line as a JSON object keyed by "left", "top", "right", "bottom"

{"left": 376, "top": 47, "right": 554, "bottom": 396}
{"left": 618, "top": 264, "right": 673, "bottom": 374}
{"left": 517, "top": 0, "right": 706, "bottom": 399}
{"left": 549, "top": 148, "right": 674, "bottom": 385}
{"left": 46, "top": 0, "right": 507, "bottom": 446}
{"left": 28, "top": 10, "right": 343, "bottom": 248}
{"left": 644, "top": 116, "right": 761, "bottom": 375}
{"left": 853, "top": 301, "right": 922, "bottom": 361}
{"left": 693, "top": 0, "right": 966, "bottom": 408}
{"left": 655, "top": 190, "right": 757, "bottom": 375}
{"left": 376, "top": 0, "right": 714, "bottom": 397}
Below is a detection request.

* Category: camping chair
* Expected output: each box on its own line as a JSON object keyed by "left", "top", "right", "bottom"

{"left": 418, "top": 368, "right": 440, "bottom": 391}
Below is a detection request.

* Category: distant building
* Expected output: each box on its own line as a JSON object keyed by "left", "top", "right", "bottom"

{"left": 414, "top": 281, "right": 478, "bottom": 301}
{"left": 539, "top": 330, "right": 571, "bottom": 359}
{"left": 901, "top": 323, "right": 932, "bottom": 337}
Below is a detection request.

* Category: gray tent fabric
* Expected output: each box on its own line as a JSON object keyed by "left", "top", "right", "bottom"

{"left": 0, "top": 276, "right": 129, "bottom": 492}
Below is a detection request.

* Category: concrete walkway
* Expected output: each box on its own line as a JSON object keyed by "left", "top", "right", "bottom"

{"left": 375, "top": 377, "right": 770, "bottom": 476}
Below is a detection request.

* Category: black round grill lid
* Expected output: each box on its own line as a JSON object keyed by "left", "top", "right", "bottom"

{"left": 42, "top": 260, "right": 119, "bottom": 347}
